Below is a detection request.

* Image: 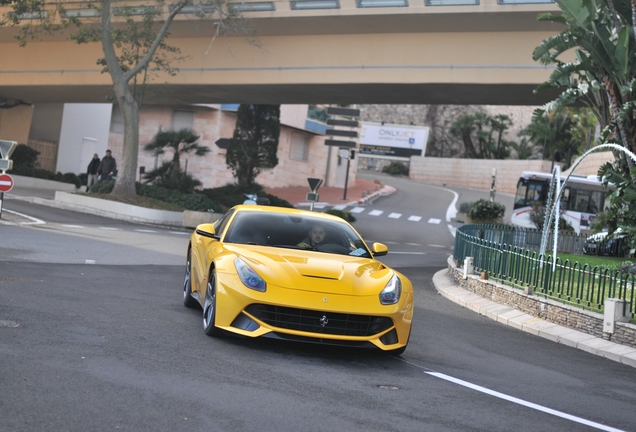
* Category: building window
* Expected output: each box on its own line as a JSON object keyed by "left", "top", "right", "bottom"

{"left": 357, "top": 0, "right": 408, "bottom": 7}
{"left": 290, "top": 133, "right": 310, "bottom": 161}
{"left": 230, "top": 2, "right": 276, "bottom": 11}
{"left": 426, "top": 0, "right": 478, "bottom": 5}
{"left": 171, "top": 110, "right": 195, "bottom": 131}
{"left": 110, "top": 105, "right": 124, "bottom": 133}
{"left": 498, "top": 0, "right": 552, "bottom": 3}
{"left": 291, "top": 0, "right": 340, "bottom": 9}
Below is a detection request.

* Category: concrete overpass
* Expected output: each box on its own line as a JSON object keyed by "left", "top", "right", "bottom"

{"left": 0, "top": 0, "right": 564, "bottom": 106}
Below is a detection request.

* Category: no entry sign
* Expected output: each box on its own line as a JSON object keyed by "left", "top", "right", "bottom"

{"left": 0, "top": 173, "right": 14, "bottom": 193}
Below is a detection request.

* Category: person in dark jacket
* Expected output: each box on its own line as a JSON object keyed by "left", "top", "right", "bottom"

{"left": 97, "top": 150, "right": 117, "bottom": 182}
{"left": 86, "top": 153, "right": 100, "bottom": 192}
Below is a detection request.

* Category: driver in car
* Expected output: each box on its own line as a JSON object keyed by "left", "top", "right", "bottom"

{"left": 298, "top": 224, "right": 328, "bottom": 249}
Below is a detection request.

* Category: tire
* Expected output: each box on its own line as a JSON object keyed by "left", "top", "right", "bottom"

{"left": 183, "top": 249, "right": 198, "bottom": 309}
{"left": 203, "top": 268, "right": 222, "bottom": 337}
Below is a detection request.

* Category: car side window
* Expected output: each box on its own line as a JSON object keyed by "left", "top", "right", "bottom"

{"left": 214, "top": 209, "right": 235, "bottom": 238}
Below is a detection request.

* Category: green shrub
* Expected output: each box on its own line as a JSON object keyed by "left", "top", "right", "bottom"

{"left": 382, "top": 161, "right": 409, "bottom": 176}
{"left": 324, "top": 209, "right": 357, "bottom": 223}
{"left": 136, "top": 183, "right": 222, "bottom": 212}
{"left": 201, "top": 183, "right": 293, "bottom": 209}
{"left": 467, "top": 199, "right": 506, "bottom": 223}
{"left": 88, "top": 180, "right": 115, "bottom": 194}
{"left": 11, "top": 144, "right": 39, "bottom": 169}
{"left": 458, "top": 201, "right": 474, "bottom": 214}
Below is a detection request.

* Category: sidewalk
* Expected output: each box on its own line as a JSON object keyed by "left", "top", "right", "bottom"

{"left": 432, "top": 261, "right": 636, "bottom": 369}
{"left": 264, "top": 178, "right": 397, "bottom": 208}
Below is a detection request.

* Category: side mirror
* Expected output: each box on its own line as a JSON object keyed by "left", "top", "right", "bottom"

{"left": 371, "top": 242, "right": 388, "bottom": 257}
{"left": 195, "top": 223, "right": 219, "bottom": 239}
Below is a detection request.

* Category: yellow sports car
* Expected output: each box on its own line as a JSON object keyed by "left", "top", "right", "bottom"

{"left": 183, "top": 205, "right": 413, "bottom": 354}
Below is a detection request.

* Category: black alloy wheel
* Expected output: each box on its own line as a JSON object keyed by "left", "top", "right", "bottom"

{"left": 203, "top": 269, "right": 222, "bottom": 336}
{"left": 183, "top": 249, "right": 198, "bottom": 308}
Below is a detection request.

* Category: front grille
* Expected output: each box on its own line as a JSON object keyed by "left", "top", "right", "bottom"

{"left": 245, "top": 304, "right": 393, "bottom": 336}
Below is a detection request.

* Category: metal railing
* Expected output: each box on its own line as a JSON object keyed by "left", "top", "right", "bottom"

{"left": 454, "top": 224, "right": 635, "bottom": 316}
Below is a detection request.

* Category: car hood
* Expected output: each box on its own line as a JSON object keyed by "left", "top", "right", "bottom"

{"left": 225, "top": 245, "right": 393, "bottom": 295}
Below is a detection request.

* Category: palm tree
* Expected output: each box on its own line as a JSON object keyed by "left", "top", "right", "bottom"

{"left": 144, "top": 128, "right": 210, "bottom": 181}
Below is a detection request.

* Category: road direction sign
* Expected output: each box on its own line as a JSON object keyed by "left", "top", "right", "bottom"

{"left": 0, "top": 173, "right": 14, "bottom": 192}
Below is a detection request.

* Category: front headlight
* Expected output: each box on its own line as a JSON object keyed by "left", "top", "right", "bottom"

{"left": 379, "top": 274, "right": 401, "bottom": 305}
{"left": 235, "top": 258, "right": 266, "bottom": 292}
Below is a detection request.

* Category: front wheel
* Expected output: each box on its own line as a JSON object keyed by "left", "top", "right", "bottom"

{"left": 183, "top": 249, "right": 198, "bottom": 308}
{"left": 203, "top": 269, "right": 222, "bottom": 337}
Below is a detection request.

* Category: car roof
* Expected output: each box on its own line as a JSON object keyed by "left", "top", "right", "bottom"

{"left": 231, "top": 205, "right": 346, "bottom": 223}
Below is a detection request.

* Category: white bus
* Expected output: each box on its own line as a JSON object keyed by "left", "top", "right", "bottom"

{"left": 511, "top": 171, "right": 610, "bottom": 234}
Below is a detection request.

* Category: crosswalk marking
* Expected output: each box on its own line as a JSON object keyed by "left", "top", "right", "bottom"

{"left": 369, "top": 210, "right": 383, "bottom": 216}
{"left": 388, "top": 213, "right": 401, "bottom": 219}
{"left": 332, "top": 204, "right": 348, "bottom": 210}
{"left": 408, "top": 216, "right": 422, "bottom": 222}
{"left": 428, "top": 218, "right": 441, "bottom": 224}
{"left": 350, "top": 207, "right": 365, "bottom": 213}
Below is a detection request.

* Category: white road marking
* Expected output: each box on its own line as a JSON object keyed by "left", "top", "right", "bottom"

{"left": 85, "top": 260, "right": 96, "bottom": 264}
{"left": 387, "top": 251, "right": 426, "bottom": 255}
{"left": 332, "top": 204, "right": 347, "bottom": 210}
{"left": 428, "top": 218, "right": 442, "bottom": 224}
{"left": 99, "top": 227, "right": 120, "bottom": 231}
{"left": 349, "top": 207, "right": 365, "bottom": 213}
{"left": 426, "top": 372, "right": 626, "bottom": 432}
{"left": 408, "top": 216, "right": 422, "bottom": 222}
{"left": 427, "top": 244, "right": 446, "bottom": 248}
{"left": 170, "top": 231, "right": 189, "bottom": 235}
{"left": 369, "top": 210, "right": 383, "bottom": 216}
{"left": 448, "top": 224, "right": 457, "bottom": 238}
{"left": 388, "top": 213, "right": 402, "bottom": 219}
{"left": 135, "top": 229, "right": 157, "bottom": 233}
{"left": 3, "top": 209, "right": 45, "bottom": 225}
{"left": 405, "top": 243, "right": 422, "bottom": 246}
{"left": 62, "top": 224, "right": 84, "bottom": 229}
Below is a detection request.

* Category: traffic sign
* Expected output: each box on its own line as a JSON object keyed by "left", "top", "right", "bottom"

{"left": 0, "top": 140, "right": 17, "bottom": 160}
{"left": 0, "top": 173, "right": 14, "bottom": 192}
{"left": 307, "top": 177, "right": 323, "bottom": 193}
{"left": 0, "top": 159, "right": 12, "bottom": 171}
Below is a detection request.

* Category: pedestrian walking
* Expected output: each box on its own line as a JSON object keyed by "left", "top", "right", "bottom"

{"left": 97, "top": 149, "right": 117, "bottom": 182}
{"left": 86, "top": 153, "right": 100, "bottom": 192}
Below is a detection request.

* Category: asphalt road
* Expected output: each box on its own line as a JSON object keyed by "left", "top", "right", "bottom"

{"left": 1, "top": 182, "right": 635, "bottom": 432}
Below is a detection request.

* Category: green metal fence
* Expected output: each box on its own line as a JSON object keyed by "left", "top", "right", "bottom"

{"left": 454, "top": 224, "right": 635, "bottom": 317}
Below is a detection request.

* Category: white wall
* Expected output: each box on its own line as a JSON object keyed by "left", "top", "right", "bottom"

{"left": 57, "top": 104, "right": 113, "bottom": 174}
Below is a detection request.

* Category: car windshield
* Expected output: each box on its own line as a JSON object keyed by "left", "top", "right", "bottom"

{"left": 223, "top": 211, "right": 372, "bottom": 258}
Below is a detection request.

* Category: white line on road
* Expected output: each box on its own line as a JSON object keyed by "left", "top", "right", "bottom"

{"left": 349, "top": 207, "right": 365, "bottom": 213}
{"left": 427, "top": 244, "right": 447, "bottom": 248}
{"left": 170, "top": 231, "right": 189, "bottom": 235}
{"left": 332, "top": 204, "right": 348, "bottom": 210}
{"left": 3, "top": 209, "right": 45, "bottom": 225}
{"left": 388, "top": 213, "right": 402, "bottom": 219}
{"left": 405, "top": 243, "right": 422, "bottom": 246}
{"left": 426, "top": 372, "right": 626, "bottom": 432}
{"left": 408, "top": 216, "right": 422, "bottom": 222}
{"left": 62, "top": 224, "right": 85, "bottom": 229}
{"left": 134, "top": 229, "right": 158, "bottom": 233}
{"left": 99, "top": 227, "right": 120, "bottom": 231}
{"left": 369, "top": 210, "right": 383, "bottom": 216}
{"left": 428, "top": 218, "right": 441, "bottom": 224}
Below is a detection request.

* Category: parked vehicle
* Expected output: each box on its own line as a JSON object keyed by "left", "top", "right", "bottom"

{"left": 583, "top": 230, "right": 633, "bottom": 257}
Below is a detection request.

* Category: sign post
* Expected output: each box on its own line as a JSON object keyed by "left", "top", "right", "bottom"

{"left": 0, "top": 140, "right": 17, "bottom": 219}
{"left": 306, "top": 177, "right": 323, "bottom": 211}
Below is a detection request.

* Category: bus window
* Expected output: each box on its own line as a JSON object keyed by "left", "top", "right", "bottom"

{"left": 514, "top": 180, "right": 528, "bottom": 209}
{"left": 527, "top": 182, "right": 546, "bottom": 204}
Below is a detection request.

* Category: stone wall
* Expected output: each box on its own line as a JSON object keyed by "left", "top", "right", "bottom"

{"left": 447, "top": 260, "right": 636, "bottom": 348}
{"left": 409, "top": 157, "right": 554, "bottom": 194}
